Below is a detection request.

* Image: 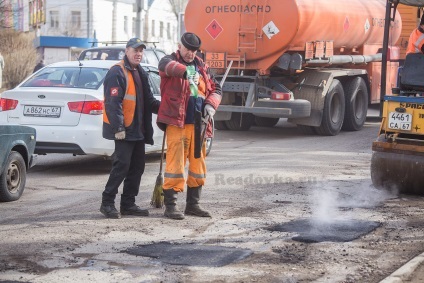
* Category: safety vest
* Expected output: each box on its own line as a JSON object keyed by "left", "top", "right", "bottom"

{"left": 103, "top": 61, "right": 137, "bottom": 127}
{"left": 406, "top": 28, "right": 424, "bottom": 55}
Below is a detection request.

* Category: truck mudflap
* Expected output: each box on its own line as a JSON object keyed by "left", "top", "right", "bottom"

{"left": 371, "top": 135, "right": 424, "bottom": 195}
{"left": 217, "top": 99, "right": 311, "bottom": 119}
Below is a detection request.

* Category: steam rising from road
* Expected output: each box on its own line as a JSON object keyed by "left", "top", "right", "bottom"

{"left": 310, "top": 183, "right": 396, "bottom": 224}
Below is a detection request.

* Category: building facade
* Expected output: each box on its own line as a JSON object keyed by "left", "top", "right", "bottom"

{"left": 0, "top": 0, "right": 186, "bottom": 63}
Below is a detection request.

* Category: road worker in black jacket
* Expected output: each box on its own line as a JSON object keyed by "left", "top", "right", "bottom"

{"left": 100, "top": 38, "right": 160, "bottom": 219}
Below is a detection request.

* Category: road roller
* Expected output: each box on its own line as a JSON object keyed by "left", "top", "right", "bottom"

{"left": 371, "top": 0, "right": 424, "bottom": 195}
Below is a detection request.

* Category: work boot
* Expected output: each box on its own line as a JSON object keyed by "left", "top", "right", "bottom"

{"left": 120, "top": 204, "right": 149, "bottom": 216}
{"left": 100, "top": 203, "right": 121, "bottom": 219}
{"left": 185, "top": 186, "right": 211, "bottom": 217}
{"left": 163, "top": 189, "right": 185, "bottom": 220}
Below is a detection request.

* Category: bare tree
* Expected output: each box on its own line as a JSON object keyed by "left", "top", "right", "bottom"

{"left": 168, "top": 0, "right": 188, "bottom": 20}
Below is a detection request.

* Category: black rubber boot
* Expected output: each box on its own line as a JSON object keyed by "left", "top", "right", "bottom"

{"left": 100, "top": 203, "right": 121, "bottom": 219}
{"left": 185, "top": 186, "right": 211, "bottom": 217}
{"left": 163, "top": 189, "right": 185, "bottom": 220}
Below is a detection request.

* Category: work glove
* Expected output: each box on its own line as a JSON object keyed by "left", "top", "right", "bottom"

{"left": 204, "top": 104, "right": 216, "bottom": 118}
{"left": 115, "top": 131, "right": 126, "bottom": 140}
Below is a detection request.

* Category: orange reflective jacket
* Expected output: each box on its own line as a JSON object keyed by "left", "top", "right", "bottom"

{"left": 103, "top": 61, "right": 136, "bottom": 128}
{"left": 406, "top": 28, "right": 424, "bottom": 55}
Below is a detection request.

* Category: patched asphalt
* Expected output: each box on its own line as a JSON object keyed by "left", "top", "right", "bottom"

{"left": 268, "top": 218, "right": 381, "bottom": 243}
{"left": 126, "top": 241, "right": 253, "bottom": 267}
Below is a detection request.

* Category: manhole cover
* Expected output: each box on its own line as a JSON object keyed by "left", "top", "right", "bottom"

{"left": 126, "top": 242, "right": 252, "bottom": 267}
{"left": 268, "top": 218, "right": 380, "bottom": 243}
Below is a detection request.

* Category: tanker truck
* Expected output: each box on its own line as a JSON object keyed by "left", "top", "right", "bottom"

{"left": 184, "top": 0, "right": 403, "bottom": 135}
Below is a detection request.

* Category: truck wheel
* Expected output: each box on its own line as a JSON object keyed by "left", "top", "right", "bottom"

{"left": 0, "top": 151, "right": 27, "bottom": 202}
{"left": 315, "top": 79, "right": 345, "bottom": 136}
{"left": 214, "top": 121, "right": 228, "bottom": 130}
{"left": 254, "top": 117, "right": 279, "bottom": 127}
{"left": 297, "top": 125, "right": 316, "bottom": 135}
{"left": 225, "top": 112, "right": 254, "bottom": 131}
{"left": 342, "top": 77, "right": 368, "bottom": 131}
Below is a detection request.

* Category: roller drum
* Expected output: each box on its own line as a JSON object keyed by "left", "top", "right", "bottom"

{"left": 371, "top": 151, "right": 424, "bottom": 195}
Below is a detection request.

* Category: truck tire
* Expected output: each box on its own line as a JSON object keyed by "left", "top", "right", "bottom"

{"left": 342, "top": 77, "right": 368, "bottom": 131}
{"left": 297, "top": 125, "right": 317, "bottom": 135}
{"left": 225, "top": 112, "right": 255, "bottom": 131}
{"left": 254, "top": 117, "right": 280, "bottom": 127}
{"left": 315, "top": 79, "right": 345, "bottom": 136}
{"left": 0, "top": 151, "right": 27, "bottom": 202}
{"left": 214, "top": 121, "right": 228, "bottom": 130}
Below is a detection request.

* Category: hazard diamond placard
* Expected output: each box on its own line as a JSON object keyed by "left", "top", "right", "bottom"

{"left": 206, "top": 19, "right": 223, "bottom": 40}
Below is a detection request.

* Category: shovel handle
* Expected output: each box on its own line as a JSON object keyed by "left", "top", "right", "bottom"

{"left": 159, "top": 131, "right": 166, "bottom": 174}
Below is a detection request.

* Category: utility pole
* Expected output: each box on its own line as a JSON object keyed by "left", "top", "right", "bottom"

{"left": 112, "top": 0, "right": 117, "bottom": 42}
{"left": 135, "top": 0, "right": 142, "bottom": 38}
{"left": 87, "top": 0, "right": 91, "bottom": 38}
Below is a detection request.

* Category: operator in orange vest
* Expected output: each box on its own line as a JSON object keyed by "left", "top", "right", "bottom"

{"left": 101, "top": 38, "right": 160, "bottom": 219}
{"left": 157, "top": 32, "right": 222, "bottom": 220}
{"left": 406, "top": 14, "right": 424, "bottom": 55}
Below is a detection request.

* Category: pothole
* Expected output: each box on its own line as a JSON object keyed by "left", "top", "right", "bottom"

{"left": 126, "top": 241, "right": 253, "bottom": 267}
{"left": 268, "top": 218, "right": 381, "bottom": 243}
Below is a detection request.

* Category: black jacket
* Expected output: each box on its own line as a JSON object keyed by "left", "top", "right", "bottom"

{"left": 103, "top": 56, "right": 160, "bottom": 144}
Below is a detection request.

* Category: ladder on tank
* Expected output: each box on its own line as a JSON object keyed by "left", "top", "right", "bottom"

{"left": 237, "top": 0, "right": 266, "bottom": 53}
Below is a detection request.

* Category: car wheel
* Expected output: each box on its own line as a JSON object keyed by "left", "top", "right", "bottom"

{"left": 0, "top": 151, "right": 27, "bottom": 202}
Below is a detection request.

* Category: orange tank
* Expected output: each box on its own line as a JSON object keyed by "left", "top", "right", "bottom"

{"left": 184, "top": 0, "right": 402, "bottom": 72}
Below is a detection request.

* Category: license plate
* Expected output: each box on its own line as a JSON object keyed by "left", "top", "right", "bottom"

{"left": 205, "top": 52, "right": 226, "bottom": 68}
{"left": 23, "top": 105, "right": 61, "bottom": 118}
{"left": 388, "top": 112, "right": 412, "bottom": 131}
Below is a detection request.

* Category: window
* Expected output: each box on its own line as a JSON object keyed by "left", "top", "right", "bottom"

{"left": 167, "top": 23, "right": 171, "bottom": 39}
{"left": 50, "top": 11, "right": 59, "bottom": 28}
{"left": 143, "top": 67, "right": 160, "bottom": 96}
{"left": 22, "top": 67, "right": 108, "bottom": 90}
{"left": 124, "top": 16, "right": 128, "bottom": 34}
{"left": 160, "top": 21, "right": 164, "bottom": 37}
{"left": 71, "top": 11, "right": 81, "bottom": 29}
{"left": 151, "top": 20, "right": 155, "bottom": 36}
{"left": 143, "top": 50, "right": 159, "bottom": 66}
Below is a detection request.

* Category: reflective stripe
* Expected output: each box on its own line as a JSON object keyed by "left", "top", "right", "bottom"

{"left": 124, "top": 94, "right": 136, "bottom": 101}
{"left": 164, "top": 172, "right": 185, "bottom": 178}
{"left": 165, "top": 61, "right": 179, "bottom": 77}
{"left": 188, "top": 170, "right": 206, "bottom": 179}
{"left": 414, "top": 34, "right": 424, "bottom": 53}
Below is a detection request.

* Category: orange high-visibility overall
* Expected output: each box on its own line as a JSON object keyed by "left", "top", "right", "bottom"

{"left": 163, "top": 124, "right": 206, "bottom": 193}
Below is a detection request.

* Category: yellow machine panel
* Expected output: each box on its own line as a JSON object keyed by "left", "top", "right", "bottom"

{"left": 381, "top": 99, "right": 424, "bottom": 135}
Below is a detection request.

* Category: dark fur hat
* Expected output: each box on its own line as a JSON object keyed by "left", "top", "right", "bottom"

{"left": 181, "top": 32, "right": 201, "bottom": 51}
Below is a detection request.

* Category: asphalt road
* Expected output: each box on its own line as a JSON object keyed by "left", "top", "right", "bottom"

{"left": 1, "top": 117, "right": 424, "bottom": 283}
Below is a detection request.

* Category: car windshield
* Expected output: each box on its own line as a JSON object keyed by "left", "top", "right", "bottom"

{"left": 22, "top": 67, "right": 109, "bottom": 89}
{"left": 80, "top": 49, "right": 125, "bottom": 60}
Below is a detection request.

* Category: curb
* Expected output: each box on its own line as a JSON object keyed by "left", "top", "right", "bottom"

{"left": 379, "top": 252, "right": 424, "bottom": 283}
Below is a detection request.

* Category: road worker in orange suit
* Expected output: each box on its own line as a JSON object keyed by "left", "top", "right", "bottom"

{"left": 157, "top": 32, "right": 222, "bottom": 220}
{"left": 100, "top": 38, "right": 160, "bottom": 219}
{"left": 406, "top": 14, "right": 424, "bottom": 54}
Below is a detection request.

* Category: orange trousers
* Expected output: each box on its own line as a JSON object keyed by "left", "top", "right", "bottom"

{"left": 163, "top": 124, "right": 206, "bottom": 192}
